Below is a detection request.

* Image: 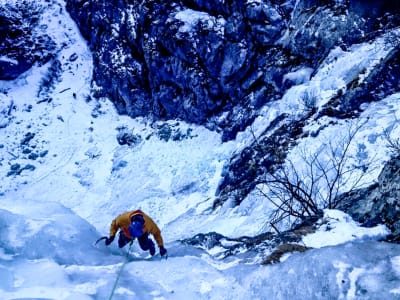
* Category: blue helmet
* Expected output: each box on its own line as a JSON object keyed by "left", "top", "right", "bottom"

{"left": 129, "top": 221, "right": 143, "bottom": 238}
{"left": 129, "top": 214, "right": 144, "bottom": 238}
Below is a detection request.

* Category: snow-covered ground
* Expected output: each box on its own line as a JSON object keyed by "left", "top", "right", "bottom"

{"left": 1, "top": 1, "right": 400, "bottom": 299}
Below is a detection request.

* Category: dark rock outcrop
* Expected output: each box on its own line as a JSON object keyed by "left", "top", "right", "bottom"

{"left": 66, "top": 0, "right": 399, "bottom": 140}
{"left": 181, "top": 219, "right": 317, "bottom": 262}
{"left": 337, "top": 155, "right": 400, "bottom": 242}
{"left": 0, "top": 2, "right": 56, "bottom": 80}
{"left": 66, "top": 0, "right": 289, "bottom": 137}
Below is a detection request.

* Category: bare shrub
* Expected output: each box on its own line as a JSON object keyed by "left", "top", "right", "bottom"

{"left": 257, "top": 120, "right": 372, "bottom": 232}
{"left": 383, "top": 126, "right": 400, "bottom": 158}
{"left": 300, "top": 89, "right": 318, "bottom": 113}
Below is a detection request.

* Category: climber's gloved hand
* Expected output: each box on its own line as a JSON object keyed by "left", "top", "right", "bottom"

{"left": 105, "top": 236, "right": 115, "bottom": 246}
{"left": 159, "top": 246, "right": 167, "bottom": 257}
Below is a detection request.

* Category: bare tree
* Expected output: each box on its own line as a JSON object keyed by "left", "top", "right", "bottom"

{"left": 257, "top": 120, "right": 372, "bottom": 232}
{"left": 383, "top": 125, "right": 400, "bottom": 158}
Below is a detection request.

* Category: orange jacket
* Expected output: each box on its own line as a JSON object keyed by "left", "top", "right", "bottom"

{"left": 109, "top": 209, "right": 164, "bottom": 247}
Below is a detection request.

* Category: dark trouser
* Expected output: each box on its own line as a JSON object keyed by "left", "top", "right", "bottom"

{"left": 118, "top": 231, "right": 132, "bottom": 248}
{"left": 138, "top": 233, "right": 155, "bottom": 254}
{"left": 118, "top": 231, "right": 155, "bottom": 255}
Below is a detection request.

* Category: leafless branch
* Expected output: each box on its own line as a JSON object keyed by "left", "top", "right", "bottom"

{"left": 258, "top": 119, "right": 373, "bottom": 230}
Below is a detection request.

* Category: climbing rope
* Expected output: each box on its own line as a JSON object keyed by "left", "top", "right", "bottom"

{"left": 109, "top": 240, "right": 133, "bottom": 300}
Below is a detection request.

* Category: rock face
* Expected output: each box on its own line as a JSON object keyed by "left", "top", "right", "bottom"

{"left": 0, "top": 1, "right": 56, "bottom": 80}
{"left": 65, "top": 0, "right": 399, "bottom": 140}
{"left": 337, "top": 155, "right": 400, "bottom": 242}
{"left": 66, "top": 0, "right": 287, "bottom": 139}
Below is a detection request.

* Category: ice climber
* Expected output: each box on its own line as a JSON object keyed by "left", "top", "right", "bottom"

{"left": 101, "top": 209, "right": 167, "bottom": 257}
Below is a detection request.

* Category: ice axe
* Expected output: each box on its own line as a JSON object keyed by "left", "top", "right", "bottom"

{"left": 95, "top": 236, "right": 108, "bottom": 245}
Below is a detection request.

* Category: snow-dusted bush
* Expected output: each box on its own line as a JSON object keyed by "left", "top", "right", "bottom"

{"left": 37, "top": 59, "right": 63, "bottom": 99}
{"left": 384, "top": 127, "right": 400, "bottom": 158}
{"left": 258, "top": 121, "right": 371, "bottom": 231}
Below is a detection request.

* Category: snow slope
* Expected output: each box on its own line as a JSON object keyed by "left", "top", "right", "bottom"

{"left": 1, "top": 1, "right": 400, "bottom": 299}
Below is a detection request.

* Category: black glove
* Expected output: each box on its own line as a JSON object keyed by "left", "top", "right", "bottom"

{"left": 105, "top": 236, "right": 115, "bottom": 246}
{"left": 159, "top": 246, "right": 167, "bottom": 257}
